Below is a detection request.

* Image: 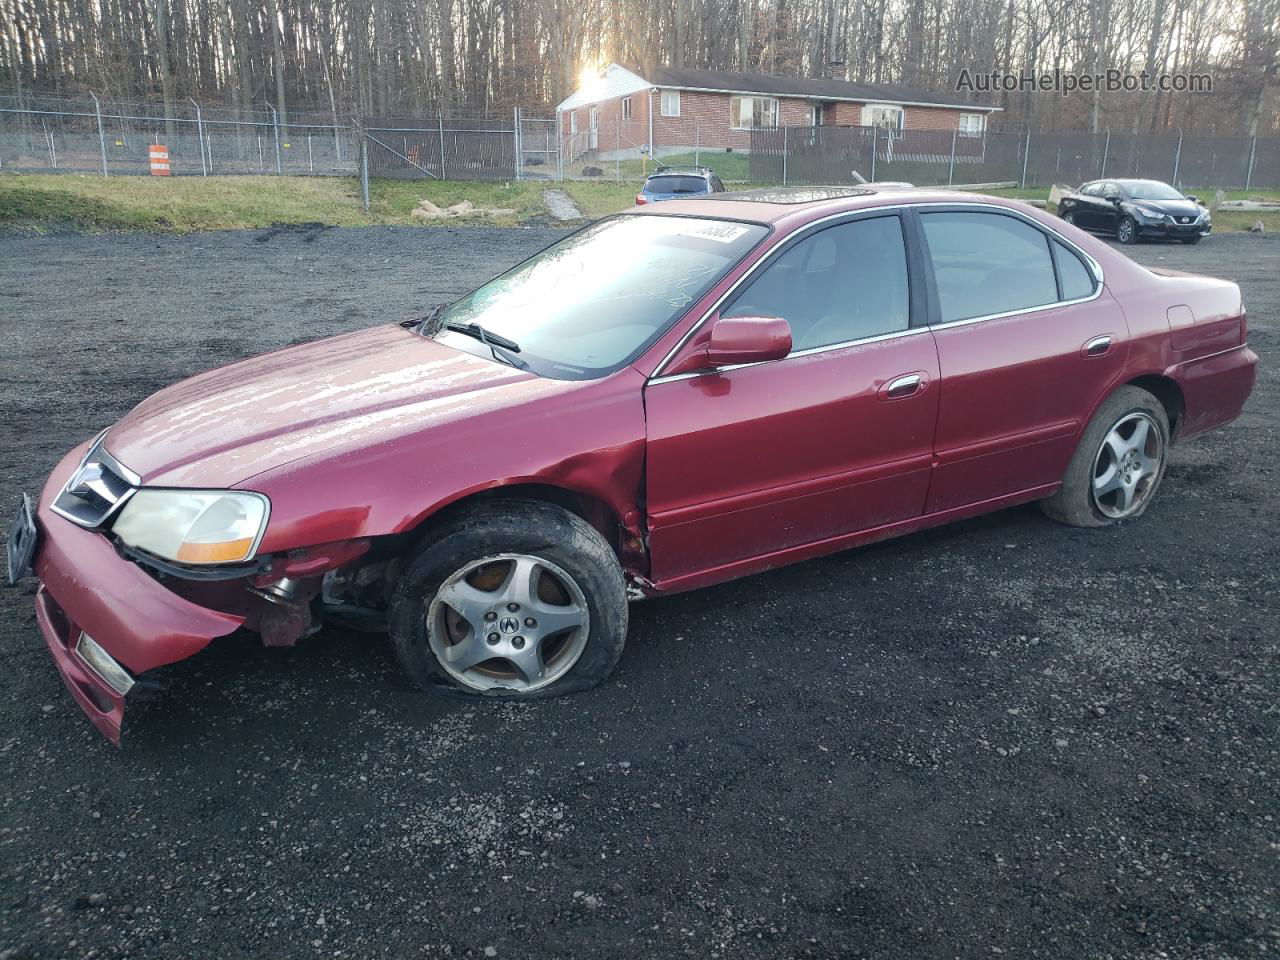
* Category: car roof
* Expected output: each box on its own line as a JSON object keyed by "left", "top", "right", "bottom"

{"left": 628, "top": 186, "right": 1013, "bottom": 226}
{"left": 646, "top": 167, "right": 714, "bottom": 179}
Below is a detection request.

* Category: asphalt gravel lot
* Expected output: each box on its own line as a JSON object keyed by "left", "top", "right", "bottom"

{"left": 1, "top": 223, "right": 1277, "bottom": 960}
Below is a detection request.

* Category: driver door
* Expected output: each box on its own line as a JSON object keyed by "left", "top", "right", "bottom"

{"left": 642, "top": 213, "right": 940, "bottom": 586}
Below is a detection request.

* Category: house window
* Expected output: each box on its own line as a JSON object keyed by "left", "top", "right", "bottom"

{"left": 958, "top": 113, "right": 986, "bottom": 137}
{"left": 622, "top": 97, "right": 632, "bottom": 121}
{"left": 810, "top": 103, "right": 823, "bottom": 126}
{"left": 661, "top": 90, "right": 681, "bottom": 117}
{"left": 730, "top": 95, "right": 779, "bottom": 130}
{"left": 569, "top": 112, "right": 578, "bottom": 134}
{"left": 862, "top": 103, "right": 904, "bottom": 131}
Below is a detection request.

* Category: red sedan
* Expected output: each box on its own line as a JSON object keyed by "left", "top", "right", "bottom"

{"left": 8, "top": 188, "right": 1257, "bottom": 743}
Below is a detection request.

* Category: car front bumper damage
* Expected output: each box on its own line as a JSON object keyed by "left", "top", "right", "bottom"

{"left": 28, "top": 444, "right": 244, "bottom": 744}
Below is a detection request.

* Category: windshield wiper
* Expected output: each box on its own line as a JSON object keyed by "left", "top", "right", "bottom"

{"left": 405, "top": 303, "right": 446, "bottom": 337}
{"left": 443, "top": 321, "right": 527, "bottom": 369}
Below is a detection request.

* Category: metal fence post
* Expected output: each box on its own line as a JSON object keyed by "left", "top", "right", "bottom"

{"left": 694, "top": 124, "right": 700, "bottom": 167}
{"left": 308, "top": 134, "right": 313, "bottom": 173}
{"left": 1020, "top": 129, "right": 1031, "bottom": 188}
{"left": 439, "top": 116, "right": 447, "bottom": 180}
{"left": 1172, "top": 129, "right": 1183, "bottom": 186}
{"left": 513, "top": 106, "right": 520, "bottom": 181}
{"left": 870, "top": 126, "right": 877, "bottom": 181}
{"left": 1245, "top": 135, "right": 1257, "bottom": 191}
{"left": 615, "top": 119, "right": 620, "bottom": 181}
{"left": 91, "top": 92, "right": 108, "bottom": 177}
{"left": 189, "top": 98, "right": 207, "bottom": 176}
{"left": 782, "top": 125, "right": 788, "bottom": 186}
{"left": 947, "top": 128, "right": 957, "bottom": 186}
{"left": 360, "top": 131, "right": 370, "bottom": 211}
{"left": 1100, "top": 129, "right": 1110, "bottom": 178}
{"left": 266, "top": 102, "right": 282, "bottom": 174}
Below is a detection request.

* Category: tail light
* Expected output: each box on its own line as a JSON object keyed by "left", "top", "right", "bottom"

{"left": 635, "top": 195, "right": 647, "bottom": 205}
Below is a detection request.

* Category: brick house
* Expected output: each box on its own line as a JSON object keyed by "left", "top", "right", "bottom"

{"left": 557, "top": 63, "right": 1000, "bottom": 162}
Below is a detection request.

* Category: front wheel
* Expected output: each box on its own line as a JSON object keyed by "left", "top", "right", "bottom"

{"left": 389, "top": 500, "right": 628, "bottom": 697}
{"left": 1116, "top": 216, "right": 1139, "bottom": 244}
{"left": 1060, "top": 210, "right": 1077, "bottom": 225}
{"left": 1041, "top": 386, "right": 1170, "bottom": 528}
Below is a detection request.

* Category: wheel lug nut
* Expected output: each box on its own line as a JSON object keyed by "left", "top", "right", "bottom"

{"left": 506, "top": 602, "right": 519, "bottom": 612}
{"left": 524, "top": 617, "right": 537, "bottom": 628}
{"left": 512, "top": 636, "right": 526, "bottom": 649}
{"left": 484, "top": 612, "right": 497, "bottom": 622}
{"left": 487, "top": 632, "right": 500, "bottom": 644}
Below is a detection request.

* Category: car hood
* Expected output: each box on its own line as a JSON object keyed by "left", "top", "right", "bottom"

{"left": 105, "top": 324, "right": 566, "bottom": 487}
{"left": 1129, "top": 198, "right": 1202, "bottom": 217}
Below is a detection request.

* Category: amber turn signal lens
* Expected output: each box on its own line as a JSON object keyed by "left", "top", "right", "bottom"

{"left": 176, "top": 538, "right": 255, "bottom": 564}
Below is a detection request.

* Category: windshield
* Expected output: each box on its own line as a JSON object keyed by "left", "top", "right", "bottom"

{"left": 1126, "top": 181, "right": 1184, "bottom": 201}
{"left": 435, "top": 215, "right": 769, "bottom": 379}
{"left": 644, "top": 176, "right": 709, "bottom": 194}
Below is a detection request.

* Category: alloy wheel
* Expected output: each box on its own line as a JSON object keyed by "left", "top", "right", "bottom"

{"left": 1091, "top": 412, "right": 1163, "bottom": 519}
{"left": 427, "top": 553, "right": 591, "bottom": 692}
{"left": 1117, "top": 218, "right": 1135, "bottom": 243}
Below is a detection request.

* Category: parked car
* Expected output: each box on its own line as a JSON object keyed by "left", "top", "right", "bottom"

{"left": 9, "top": 188, "right": 1257, "bottom": 744}
{"left": 636, "top": 166, "right": 725, "bottom": 204}
{"left": 1057, "top": 178, "right": 1211, "bottom": 244}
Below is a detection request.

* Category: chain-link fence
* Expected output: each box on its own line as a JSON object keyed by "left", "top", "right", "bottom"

{"left": 749, "top": 124, "right": 1280, "bottom": 191}
{"left": 5, "top": 93, "right": 1279, "bottom": 192}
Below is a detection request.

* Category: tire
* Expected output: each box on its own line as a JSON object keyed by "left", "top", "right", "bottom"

{"left": 1040, "top": 386, "right": 1170, "bottom": 528}
{"left": 1116, "top": 216, "right": 1139, "bottom": 244}
{"left": 1181, "top": 235, "right": 1202, "bottom": 245}
{"left": 389, "top": 500, "right": 628, "bottom": 698}
{"left": 1060, "top": 210, "right": 1077, "bottom": 225}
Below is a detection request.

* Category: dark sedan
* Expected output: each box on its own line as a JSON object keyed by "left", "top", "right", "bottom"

{"left": 1057, "top": 179, "right": 1211, "bottom": 244}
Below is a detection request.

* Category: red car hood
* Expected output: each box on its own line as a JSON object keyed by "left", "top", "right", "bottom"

{"left": 105, "top": 325, "right": 565, "bottom": 487}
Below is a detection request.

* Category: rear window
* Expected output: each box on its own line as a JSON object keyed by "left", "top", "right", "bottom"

{"left": 645, "top": 176, "right": 708, "bottom": 194}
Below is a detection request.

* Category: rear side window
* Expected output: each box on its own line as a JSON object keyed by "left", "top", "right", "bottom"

{"left": 723, "top": 215, "right": 910, "bottom": 350}
{"left": 1052, "top": 240, "right": 1096, "bottom": 300}
{"left": 921, "top": 212, "right": 1057, "bottom": 323}
{"left": 645, "top": 175, "right": 707, "bottom": 194}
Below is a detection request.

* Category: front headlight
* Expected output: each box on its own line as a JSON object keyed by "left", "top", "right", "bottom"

{"left": 113, "top": 490, "right": 270, "bottom": 565}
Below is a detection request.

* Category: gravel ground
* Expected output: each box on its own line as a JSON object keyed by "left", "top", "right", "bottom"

{"left": 1, "top": 225, "right": 1277, "bottom": 960}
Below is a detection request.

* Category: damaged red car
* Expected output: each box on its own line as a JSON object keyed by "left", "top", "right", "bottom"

{"left": 7, "top": 188, "right": 1257, "bottom": 744}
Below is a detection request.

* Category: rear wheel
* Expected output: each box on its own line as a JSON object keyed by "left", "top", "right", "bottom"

{"left": 389, "top": 500, "right": 628, "bottom": 697}
{"left": 1041, "top": 386, "right": 1170, "bottom": 528}
{"left": 1116, "top": 216, "right": 1139, "bottom": 244}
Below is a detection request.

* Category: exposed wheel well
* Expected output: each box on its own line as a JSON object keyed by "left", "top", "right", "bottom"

{"left": 1127, "top": 374, "right": 1184, "bottom": 438}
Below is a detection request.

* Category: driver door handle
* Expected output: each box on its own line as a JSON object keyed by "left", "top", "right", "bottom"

{"left": 879, "top": 373, "right": 927, "bottom": 401}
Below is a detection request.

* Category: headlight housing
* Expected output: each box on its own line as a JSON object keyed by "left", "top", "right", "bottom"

{"left": 113, "top": 490, "right": 270, "bottom": 565}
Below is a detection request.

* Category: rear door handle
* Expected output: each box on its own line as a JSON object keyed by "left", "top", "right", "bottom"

{"left": 1083, "top": 335, "right": 1113, "bottom": 357}
{"left": 879, "top": 373, "right": 927, "bottom": 401}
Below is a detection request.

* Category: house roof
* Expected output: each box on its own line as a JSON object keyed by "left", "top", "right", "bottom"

{"left": 556, "top": 63, "right": 999, "bottom": 113}
{"left": 647, "top": 65, "right": 997, "bottom": 111}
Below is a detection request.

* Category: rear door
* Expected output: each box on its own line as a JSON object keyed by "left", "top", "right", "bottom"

{"left": 917, "top": 206, "right": 1129, "bottom": 513}
{"left": 643, "top": 211, "right": 940, "bottom": 584}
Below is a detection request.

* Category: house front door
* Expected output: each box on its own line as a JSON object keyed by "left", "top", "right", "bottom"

{"left": 589, "top": 107, "right": 599, "bottom": 150}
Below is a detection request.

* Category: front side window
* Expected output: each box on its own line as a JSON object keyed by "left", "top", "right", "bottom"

{"left": 921, "top": 211, "right": 1058, "bottom": 323}
{"left": 722, "top": 216, "right": 910, "bottom": 351}
{"left": 661, "top": 90, "right": 681, "bottom": 116}
{"left": 730, "top": 95, "right": 779, "bottom": 129}
{"left": 436, "top": 216, "right": 768, "bottom": 379}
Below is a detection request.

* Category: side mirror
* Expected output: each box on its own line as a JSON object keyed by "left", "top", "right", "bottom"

{"left": 1185, "top": 194, "right": 1199, "bottom": 204}
{"left": 706, "top": 315, "right": 792, "bottom": 367}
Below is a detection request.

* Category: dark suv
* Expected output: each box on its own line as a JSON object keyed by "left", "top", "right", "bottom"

{"left": 636, "top": 167, "right": 726, "bottom": 204}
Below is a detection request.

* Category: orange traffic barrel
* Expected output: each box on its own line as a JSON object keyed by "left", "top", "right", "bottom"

{"left": 149, "top": 144, "right": 171, "bottom": 176}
